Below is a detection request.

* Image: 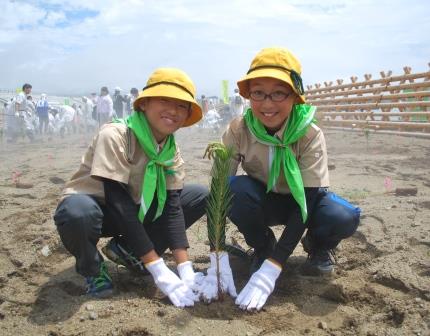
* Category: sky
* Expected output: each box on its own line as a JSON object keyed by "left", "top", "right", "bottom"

{"left": 1, "top": 0, "right": 429, "bottom": 97}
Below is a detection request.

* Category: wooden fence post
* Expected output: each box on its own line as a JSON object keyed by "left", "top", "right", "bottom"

{"left": 305, "top": 64, "right": 430, "bottom": 137}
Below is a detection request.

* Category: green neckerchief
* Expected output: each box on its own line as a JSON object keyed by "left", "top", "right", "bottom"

{"left": 114, "top": 112, "right": 176, "bottom": 222}
{"left": 244, "top": 104, "right": 316, "bottom": 222}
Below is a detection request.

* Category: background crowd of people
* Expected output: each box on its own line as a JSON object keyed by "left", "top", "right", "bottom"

{"left": 1, "top": 84, "right": 140, "bottom": 143}
{"left": 0, "top": 83, "right": 248, "bottom": 143}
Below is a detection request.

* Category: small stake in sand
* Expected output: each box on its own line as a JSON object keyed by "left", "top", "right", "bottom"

{"left": 47, "top": 154, "right": 53, "bottom": 168}
{"left": 11, "top": 170, "right": 21, "bottom": 185}
{"left": 384, "top": 177, "right": 393, "bottom": 193}
{"left": 11, "top": 170, "right": 33, "bottom": 189}
{"left": 364, "top": 125, "right": 370, "bottom": 151}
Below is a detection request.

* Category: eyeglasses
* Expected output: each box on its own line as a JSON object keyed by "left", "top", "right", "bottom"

{"left": 249, "top": 90, "right": 291, "bottom": 102}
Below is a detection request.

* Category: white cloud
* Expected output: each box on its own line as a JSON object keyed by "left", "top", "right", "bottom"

{"left": 44, "top": 11, "right": 66, "bottom": 27}
{"left": 0, "top": 0, "right": 429, "bottom": 96}
{"left": 0, "top": 1, "right": 45, "bottom": 30}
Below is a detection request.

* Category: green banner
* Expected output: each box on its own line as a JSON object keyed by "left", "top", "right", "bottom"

{"left": 64, "top": 98, "right": 70, "bottom": 106}
{"left": 221, "top": 80, "right": 229, "bottom": 104}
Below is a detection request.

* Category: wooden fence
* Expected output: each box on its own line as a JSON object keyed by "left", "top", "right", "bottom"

{"left": 305, "top": 64, "right": 430, "bottom": 138}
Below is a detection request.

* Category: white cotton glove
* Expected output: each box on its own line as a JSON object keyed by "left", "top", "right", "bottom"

{"left": 198, "top": 251, "right": 237, "bottom": 302}
{"left": 235, "top": 259, "right": 281, "bottom": 311}
{"left": 177, "top": 261, "right": 205, "bottom": 291}
{"left": 146, "top": 258, "right": 198, "bottom": 308}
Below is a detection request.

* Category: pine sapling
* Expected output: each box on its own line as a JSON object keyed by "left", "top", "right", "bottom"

{"left": 203, "top": 142, "right": 234, "bottom": 301}
{"left": 365, "top": 128, "right": 370, "bottom": 149}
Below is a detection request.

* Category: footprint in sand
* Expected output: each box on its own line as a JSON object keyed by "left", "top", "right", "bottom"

{"left": 49, "top": 177, "right": 65, "bottom": 185}
{"left": 15, "top": 182, "right": 34, "bottom": 189}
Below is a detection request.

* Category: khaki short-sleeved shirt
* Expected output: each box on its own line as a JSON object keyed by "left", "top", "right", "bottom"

{"left": 222, "top": 116, "right": 329, "bottom": 194}
{"left": 63, "top": 123, "right": 185, "bottom": 204}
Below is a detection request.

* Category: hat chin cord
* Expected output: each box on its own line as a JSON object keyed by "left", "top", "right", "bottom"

{"left": 247, "top": 65, "right": 304, "bottom": 96}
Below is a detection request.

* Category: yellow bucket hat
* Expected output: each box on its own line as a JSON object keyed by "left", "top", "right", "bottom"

{"left": 133, "top": 68, "right": 202, "bottom": 127}
{"left": 237, "top": 47, "right": 306, "bottom": 104}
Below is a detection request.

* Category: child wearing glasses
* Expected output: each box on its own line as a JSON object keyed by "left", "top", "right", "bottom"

{"left": 198, "top": 47, "right": 361, "bottom": 311}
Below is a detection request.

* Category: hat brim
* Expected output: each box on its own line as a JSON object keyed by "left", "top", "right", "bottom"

{"left": 133, "top": 84, "right": 202, "bottom": 127}
{"left": 237, "top": 68, "right": 306, "bottom": 104}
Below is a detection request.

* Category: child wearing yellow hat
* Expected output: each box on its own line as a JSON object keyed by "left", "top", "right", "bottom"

{"left": 198, "top": 47, "right": 361, "bottom": 310}
{"left": 54, "top": 68, "right": 208, "bottom": 307}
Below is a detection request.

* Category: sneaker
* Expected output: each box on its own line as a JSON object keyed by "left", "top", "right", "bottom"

{"left": 102, "top": 237, "right": 149, "bottom": 275}
{"left": 301, "top": 234, "right": 315, "bottom": 254}
{"left": 224, "top": 237, "right": 254, "bottom": 260}
{"left": 249, "top": 229, "right": 277, "bottom": 275}
{"left": 85, "top": 261, "right": 113, "bottom": 297}
{"left": 301, "top": 235, "right": 336, "bottom": 276}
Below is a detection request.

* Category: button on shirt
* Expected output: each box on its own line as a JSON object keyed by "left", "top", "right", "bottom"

{"left": 222, "top": 116, "right": 330, "bottom": 193}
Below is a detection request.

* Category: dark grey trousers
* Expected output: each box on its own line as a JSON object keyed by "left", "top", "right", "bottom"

{"left": 54, "top": 185, "right": 208, "bottom": 277}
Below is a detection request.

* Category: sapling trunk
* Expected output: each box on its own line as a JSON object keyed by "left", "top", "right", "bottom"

{"left": 203, "top": 142, "right": 234, "bottom": 301}
{"left": 364, "top": 127, "right": 370, "bottom": 151}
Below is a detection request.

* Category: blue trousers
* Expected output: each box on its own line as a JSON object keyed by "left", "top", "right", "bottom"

{"left": 228, "top": 175, "right": 360, "bottom": 252}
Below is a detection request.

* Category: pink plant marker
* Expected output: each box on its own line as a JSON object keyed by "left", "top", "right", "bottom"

{"left": 384, "top": 177, "right": 393, "bottom": 192}
{"left": 12, "top": 170, "right": 21, "bottom": 184}
{"left": 47, "top": 154, "right": 53, "bottom": 167}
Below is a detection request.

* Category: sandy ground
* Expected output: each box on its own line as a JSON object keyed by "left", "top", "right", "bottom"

{"left": 0, "top": 126, "right": 429, "bottom": 336}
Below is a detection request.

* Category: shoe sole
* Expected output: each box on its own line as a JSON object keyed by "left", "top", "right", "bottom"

{"left": 300, "top": 264, "right": 334, "bottom": 277}
{"left": 101, "top": 245, "right": 124, "bottom": 265}
{"left": 301, "top": 236, "right": 311, "bottom": 254}
{"left": 224, "top": 243, "right": 252, "bottom": 260}
{"left": 85, "top": 288, "right": 114, "bottom": 298}
{"left": 101, "top": 245, "right": 149, "bottom": 275}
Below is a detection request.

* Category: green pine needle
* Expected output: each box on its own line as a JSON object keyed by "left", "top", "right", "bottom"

{"left": 204, "top": 142, "right": 234, "bottom": 251}
{"left": 204, "top": 142, "right": 235, "bottom": 300}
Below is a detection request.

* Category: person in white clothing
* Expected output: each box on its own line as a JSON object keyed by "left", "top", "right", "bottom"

{"left": 203, "top": 108, "right": 221, "bottom": 130}
{"left": 6, "top": 83, "right": 32, "bottom": 142}
{"left": 81, "top": 96, "right": 95, "bottom": 132}
{"left": 96, "top": 87, "right": 114, "bottom": 126}
{"left": 56, "top": 105, "right": 76, "bottom": 136}
{"left": 15, "top": 83, "right": 32, "bottom": 117}
{"left": 231, "top": 88, "right": 245, "bottom": 118}
{"left": 24, "top": 96, "right": 37, "bottom": 140}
